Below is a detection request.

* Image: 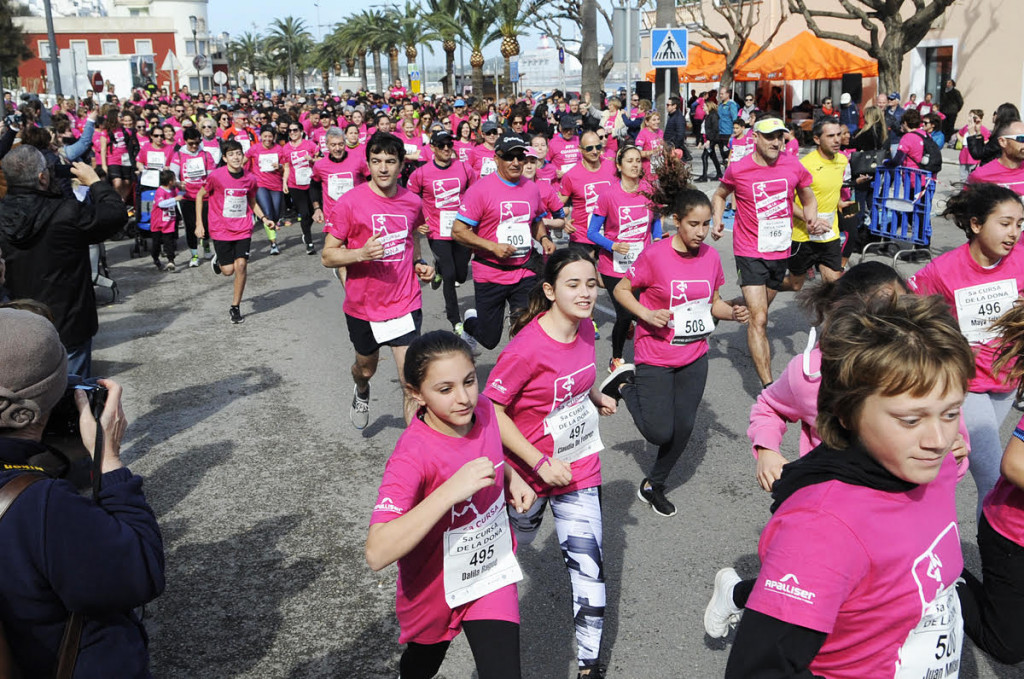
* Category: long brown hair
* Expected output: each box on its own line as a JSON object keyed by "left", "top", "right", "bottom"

{"left": 510, "top": 248, "right": 596, "bottom": 337}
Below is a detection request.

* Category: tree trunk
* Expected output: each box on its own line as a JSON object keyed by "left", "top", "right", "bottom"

{"left": 502, "top": 57, "right": 511, "bottom": 99}
{"left": 580, "top": 0, "right": 600, "bottom": 105}
{"left": 445, "top": 49, "right": 455, "bottom": 96}
{"left": 360, "top": 54, "right": 369, "bottom": 91}
{"left": 372, "top": 51, "right": 383, "bottom": 93}
{"left": 876, "top": 34, "right": 904, "bottom": 96}
{"left": 472, "top": 65, "right": 484, "bottom": 97}
{"left": 388, "top": 53, "right": 400, "bottom": 85}
{"left": 654, "top": 0, "right": 678, "bottom": 112}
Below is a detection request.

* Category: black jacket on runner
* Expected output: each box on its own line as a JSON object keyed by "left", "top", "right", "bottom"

{"left": 0, "top": 181, "right": 127, "bottom": 347}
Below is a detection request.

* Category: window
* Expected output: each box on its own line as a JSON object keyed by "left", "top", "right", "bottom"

{"left": 925, "top": 46, "right": 953, "bottom": 106}
{"left": 185, "top": 40, "right": 195, "bottom": 56}
{"left": 128, "top": 8, "right": 148, "bottom": 16}
{"left": 38, "top": 40, "right": 50, "bottom": 59}
{"left": 69, "top": 40, "right": 88, "bottom": 55}
{"left": 135, "top": 39, "right": 153, "bottom": 55}
{"left": 101, "top": 39, "right": 119, "bottom": 55}
{"left": 189, "top": 76, "right": 200, "bottom": 91}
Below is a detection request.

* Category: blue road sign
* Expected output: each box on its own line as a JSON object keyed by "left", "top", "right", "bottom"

{"left": 650, "top": 28, "right": 688, "bottom": 68}
{"left": 558, "top": 47, "right": 564, "bottom": 64}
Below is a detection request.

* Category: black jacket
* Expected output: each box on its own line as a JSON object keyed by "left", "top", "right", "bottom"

{"left": 0, "top": 181, "right": 127, "bottom": 347}
{"left": 664, "top": 109, "right": 687, "bottom": 148}
{"left": 967, "top": 134, "right": 1003, "bottom": 166}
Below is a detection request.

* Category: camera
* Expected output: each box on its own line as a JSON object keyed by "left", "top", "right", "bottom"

{"left": 38, "top": 377, "right": 107, "bottom": 487}
{"left": 53, "top": 163, "right": 74, "bottom": 179}
{"left": 45, "top": 376, "right": 108, "bottom": 439}
{"left": 3, "top": 111, "right": 23, "bottom": 130}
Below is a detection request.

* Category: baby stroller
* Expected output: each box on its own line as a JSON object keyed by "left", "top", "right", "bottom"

{"left": 128, "top": 187, "right": 155, "bottom": 259}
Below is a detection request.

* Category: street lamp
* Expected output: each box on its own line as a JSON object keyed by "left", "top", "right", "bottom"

{"left": 313, "top": 1, "right": 320, "bottom": 42}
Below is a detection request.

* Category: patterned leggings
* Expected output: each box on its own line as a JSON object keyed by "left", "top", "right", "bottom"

{"left": 508, "top": 486, "right": 605, "bottom": 670}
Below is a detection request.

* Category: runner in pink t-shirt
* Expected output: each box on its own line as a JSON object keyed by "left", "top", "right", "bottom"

{"left": 407, "top": 131, "right": 474, "bottom": 329}
{"left": 470, "top": 122, "right": 500, "bottom": 178}
{"left": 967, "top": 121, "right": 1024, "bottom": 195}
{"left": 367, "top": 335, "right": 535, "bottom": 675}
{"left": 483, "top": 250, "right": 617, "bottom": 676}
{"left": 135, "top": 128, "right": 175, "bottom": 186}
{"left": 704, "top": 293, "right": 975, "bottom": 679}
{"left": 452, "top": 134, "right": 556, "bottom": 352}
{"left": 321, "top": 132, "right": 435, "bottom": 429}
{"left": 529, "top": 134, "right": 558, "bottom": 187}
{"left": 170, "top": 128, "right": 218, "bottom": 265}
{"left": 711, "top": 117, "right": 818, "bottom": 387}
{"left": 634, "top": 112, "right": 664, "bottom": 180}
{"left": 522, "top": 148, "right": 567, "bottom": 244}
{"left": 281, "top": 128, "right": 320, "bottom": 255}
{"left": 907, "top": 183, "right": 1024, "bottom": 518}
{"left": 149, "top": 171, "right": 180, "bottom": 272}
{"left": 558, "top": 131, "right": 617, "bottom": 253}
{"left": 311, "top": 127, "right": 369, "bottom": 233}
{"left": 605, "top": 163, "right": 748, "bottom": 515}
{"left": 549, "top": 119, "right": 581, "bottom": 178}
{"left": 195, "top": 140, "right": 277, "bottom": 324}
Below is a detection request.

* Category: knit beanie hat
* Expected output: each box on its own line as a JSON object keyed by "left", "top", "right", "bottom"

{"left": 0, "top": 308, "right": 68, "bottom": 429}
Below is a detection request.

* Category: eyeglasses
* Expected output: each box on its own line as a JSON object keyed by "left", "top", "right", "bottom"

{"left": 1001, "top": 134, "right": 1024, "bottom": 143}
{"left": 582, "top": 144, "right": 604, "bottom": 152}
{"left": 484, "top": 130, "right": 499, "bottom": 135}
{"left": 502, "top": 151, "right": 527, "bottom": 161}
{"left": 433, "top": 141, "right": 453, "bottom": 149}
{"left": 745, "top": 97, "right": 754, "bottom": 101}
{"left": 151, "top": 134, "right": 163, "bottom": 139}
{"left": 289, "top": 128, "right": 302, "bottom": 132}
{"left": 511, "top": 120, "right": 524, "bottom": 125}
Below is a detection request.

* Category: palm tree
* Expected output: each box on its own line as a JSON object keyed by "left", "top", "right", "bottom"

{"left": 424, "top": 0, "right": 461, "bottom": 95}
{"left": 266, "top": 16, "right": 313, "bottom": 92}
{"left": 490, "top": 0, "right": 543, "bottom": 98}
{"left": 460, "top": 0, "right": 497, "bottom": 97}
{"left": 340, "top": 10, "right": 389, "bottom": 94}
{"left": 396, "top": 1, "right": 440, "bottom": 91}
{"left": 378, "top": 9, "right": 404, "bottom": 87}
{"left": 228, "top": 31, "right": 264, "bottom": 91}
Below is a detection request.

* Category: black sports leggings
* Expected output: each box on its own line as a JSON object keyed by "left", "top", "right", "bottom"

{"left": 702, "top": 144, "right": 722, "bottom": 179}
{"left": 601, "top": 273, "right": 634, "bottom": 360}
{"left": 288, "top": 187, "right": 314, "bottom": 244}
{"left": 181, "top": 200, "right": 209, "bottom": 251}
{"left": 430, "top": 238, "right": 472, "bottom": 327}
{"left": 399, "top": 619, "right": 521, "bottom": 679}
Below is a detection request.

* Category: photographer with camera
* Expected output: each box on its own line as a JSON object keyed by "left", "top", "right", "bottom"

{"left": 0, "top": 308, "right": 165, "bottom": 678}
{"left": 0, "top": 145, "right": 128, "bottom": 377}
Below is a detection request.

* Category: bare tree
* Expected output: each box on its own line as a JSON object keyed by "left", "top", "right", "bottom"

{"left": 677, "top": 0, "right": 787, "bottom": 91}
{"left": 788, "top": 0, "right": 955, "bottom": 93}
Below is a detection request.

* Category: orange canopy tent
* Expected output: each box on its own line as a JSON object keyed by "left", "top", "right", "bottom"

{"left": 645, "top": 41, "right": 761, "bottom": 84}
{"left": 732, "top": 31, "right": 877, "bottom": 82}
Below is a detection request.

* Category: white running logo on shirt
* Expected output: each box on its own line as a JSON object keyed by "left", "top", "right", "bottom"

{"left": 451, "top": 498, "right": 480, "bottom": 519}
{"left": 374, "top": 497, "right": 404, "bottom": 514}
{"left": 490, "top": 379, "right": 508, "bottom": 394}
{"left": 763, "top": 574, "right": 816, "bottom": 603}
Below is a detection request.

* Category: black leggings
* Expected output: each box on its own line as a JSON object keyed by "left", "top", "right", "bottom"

{"left": 151, "top": 231, "right": 175, "bottom": 263}
{"left": 429, "top": 238, "right": 472, "bottom": 327}
{"left": 621, "top": 355, "right": 709, "bottom": 487}
{"left": 289, "top": 187, "right": 314, "bottom": 243}
{"left": 465, "top": 277, "right": 534, "bottom": 350}
{"left": 399, "top": 619, "right": 521, "bottom": 679}
{"left": 958, "top": 514, "right": 1024, "bottom": 665}
{"left": 181, "top": 200, "right": 209, "bottom": 251}
{"left": 601, "top": 273, "right": 634, "bottom": 360}
{"left": 702, "top": 144, "right": 722, "bottom": 179}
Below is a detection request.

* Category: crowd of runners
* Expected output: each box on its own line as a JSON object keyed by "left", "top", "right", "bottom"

{"left": 2, "top": 80, "right": 1024, "bottom": 678}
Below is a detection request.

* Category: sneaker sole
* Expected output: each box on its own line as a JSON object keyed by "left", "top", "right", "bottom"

{"left": 704, "top": 568, "right": 742, "bottom": 638}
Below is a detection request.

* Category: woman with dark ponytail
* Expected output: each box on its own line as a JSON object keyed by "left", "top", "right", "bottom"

{"left": 602, "top": 150, "right": 749, "bottom": 517}
{"left": 482, "top": 249, "right": 617, "bottom": 679}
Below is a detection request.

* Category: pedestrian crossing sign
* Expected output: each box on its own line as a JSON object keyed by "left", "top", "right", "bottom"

{"left": 650, "top": 28, "right": 688, "bottom": 67}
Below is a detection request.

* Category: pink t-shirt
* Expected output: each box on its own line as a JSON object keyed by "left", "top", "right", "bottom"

{"left": 103, "top": 129, "right": 129, "bottom": 166}
{"left": 407, "top": 160, "right": 473, "bottom": 241}
{"left": 203, "top": 166, "right": 258, "bottom": 241}
{"left": 138, "top": 142, "right": 174, "bottom": 170}
{"left": 170, "top": 148, "right": 216, "bottom": 200}
{"left": 746, "top": 454, "right": 963, "bottom": 679}
{"left": 400, "top": 132, "right": 430, "bottom": 164}
{"left": 311, "top": 126, "right": 328, "bottom": 154}
{"left": 625, "top": 239, "right": 724, "bottom": 368}
{"left": 959, "top": 125, "right": 990, "bottom": 165}
{"left": 549, "top": 135, "right": 581, "bottom": 176}
{"left": 369, "top": 395, "right": 519, "bottom": 644}
{"left": 634, "top": 127, "right": 664, "bottom": 177}
{"left": 720, "top": 153, "right": 813, "bottom": 260}
{"left": 201, "top": 138, "right": 223, "bottom": 165}
{"left": 968, "top": 158, "right": 1024, "bottom": 196}
{"left": 907, "top": 241, "right": 1024, "bottom": 393}
{"left": 559, "top": 161, "right": 616, "bottom": 245}
{"left": 312, "top": 152, "right": 370, "bottom": 229}
{"left": 535, "top": 161, "right": 558, "bottom": 186}
{"left": 283, "top": 139, "right": 319, "bottom": 189}
{"left": 534, "top": 179, "right": 563, "bottom": 220}
{"left": 470, "top": 145, "right": 498, "bottom": 178}
{"left": 326, "top": 182, "right": 424, "bottom": 322}
{"left": 592, "top": 181, "right": 656, "bottom": 278}
{"left": 245, "top": 143, "right": 285, "bottom": 191}
{"left": 456, "top": 173, "right": 545, "bottom": 286}
{"left": 150, "top": 186, "right": 178, "bottom": 234}
{"left": 454, "top": 140, "right": 474, "bottom": 164}
{"left": 483, "top": 315, "right": 603, "bottom": 496}
{"left": 898, "top": 128, "right": 927, "bottom": 169}
{"left": 983, "top": 414, "right": 1024, "bottom": 546}
{"left": 783, "top": 138, "right": 800, "bottom": 156}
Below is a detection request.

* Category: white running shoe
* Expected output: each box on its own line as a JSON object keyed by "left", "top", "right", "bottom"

{"left": 456, "top": 309, "right": 481, "bottom": 356}
{"left": 704, "top": 567, "right": 743, "bottom": 638}
{"left": 350, "top": 385, "right": 370, "bottom": 430}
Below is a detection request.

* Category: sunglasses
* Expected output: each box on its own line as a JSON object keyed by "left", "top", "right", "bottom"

{"left": 484, "top": 130, "right": 499, "bottom": 135}
{"left": 289, "top": 128, "right": 302, "bottom": 132}
{"left": 1001, "top": 134, "right": 1024, "bottom": 143}
{"left": 582, "top": 144, "right": 604, "bottom": 152}
{"left": 502, "top": 150, "right": 527, "bottom": 161}
{"left": 433, "top": 141, "right": 453, "bottom": 149}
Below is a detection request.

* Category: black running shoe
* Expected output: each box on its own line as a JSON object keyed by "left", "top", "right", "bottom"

{"left": 229, "top": 305, "right": 244, "bottom": 324}
{"left": 637, "top": 478, "right": 676, "bottom": 517}
{"left": 599, "top": 363, "right": 635, "bottom": 400}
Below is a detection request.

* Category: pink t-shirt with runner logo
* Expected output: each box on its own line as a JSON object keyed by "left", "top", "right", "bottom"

{"left": 592, "top": 181, "right": 656, "bottom": 278}
{"left": 720, "top": 153, "right": 813, "bottom": 260}
{"left": 407, "top": 160, "right": 473, "bottom": 241}
{"left": 968, "top": 159, "right": 1024, "bottom": 196}
{"left": 559, "top": 161, "right": 616, "bottom": 245}
{"left": 634, "top": 127, "right": 664, "bottom": 178}
{"left": 456, "top": 173, "right": 546, "bottom": 286}
{"left": 150, "top": 186, "right": 178, "bottom": 234}
{"left": 907, "top": 241, "right": 1024, "bottom": 393}
{"left": 454, "top": 140, "right": 474, "bottom": 164}
{"left": 626, "top": 239, "right": 724, "bottom": 368}
{"left": 370, "top": 395, "right": 519, "bottom": 644}
{"left": 483, "top": 314, "right": 602, "bottom": 496}
{"left": 746, "top": 454, "right": 963, "bottom": 679}
{"left": 983, "top": 413, "right": 1024, "bottom": 547}
{"left": 245, "top": 143, "right": 285, "bottom": 191}
{"left": 313, "top": 152, "right": 370, "bottom": 229}
{"left": 470, "top": 145, "right": 498, "bottom": 178}
{"left": 171, "top": 148, "right": 216, "bottom": 200}
{"left": 103, "top": 129, "right": 129, "bottom": 166}
{"left": 326, "top": 182, "right": 425, "bottom": 322}
{"left": 203, "top": 166, "right": 258, "bottom": 241}
{"left": 138, "top": 142, "right": 174, "bottom": 170}
{"left": 282, "top": 139, "right": 319, "bottom": 189}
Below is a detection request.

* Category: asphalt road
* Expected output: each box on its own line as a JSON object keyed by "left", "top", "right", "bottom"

{"left": 92, "top": 168, "right": 1024, "bottom": 679}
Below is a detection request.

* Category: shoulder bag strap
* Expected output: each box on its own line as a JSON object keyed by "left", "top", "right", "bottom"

{"left": 0, "top": 474, "right": 45, "bottom": 679}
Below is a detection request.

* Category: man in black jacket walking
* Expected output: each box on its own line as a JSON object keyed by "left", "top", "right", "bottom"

{"left": 664, "top": 96, "right": 691, "bottom": 160}
{"left": 939, "top": 79, "right": 964, "bottom": 145}
{"left": 0, "top": 145, "right": 128, "bottom": 377}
